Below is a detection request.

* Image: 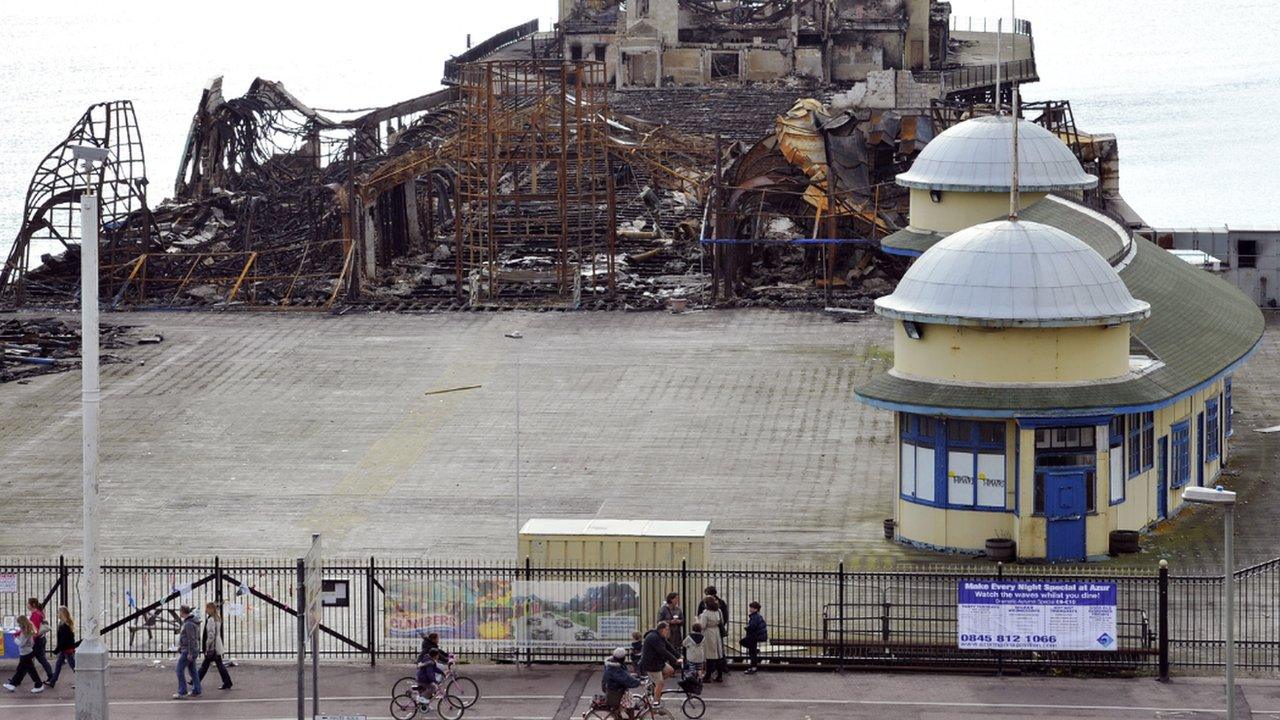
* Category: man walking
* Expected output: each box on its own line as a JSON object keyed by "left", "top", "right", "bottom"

{"left": 639, "top": 621, "right": 682, "bottom": 706}
{"left": 741, "top": 601, "right": 767, "bottom": 674}
{"left": 173, "top": 606, "right": 202, "bottom": 699}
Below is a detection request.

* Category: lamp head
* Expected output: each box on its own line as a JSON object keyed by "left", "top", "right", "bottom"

{"left": 1182, "top": 485, "right": 1237, "bottom": 506}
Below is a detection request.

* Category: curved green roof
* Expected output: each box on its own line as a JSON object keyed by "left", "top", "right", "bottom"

{"left": 858, "top": 199, "right": 1264, "bottom": 416}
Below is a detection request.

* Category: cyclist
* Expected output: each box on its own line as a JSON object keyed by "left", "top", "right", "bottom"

{"left": 412, "top": 647, "right": 446, "bottom": 705}
{"left": 418, "top": 632, "right": 442, "bottom": 664}
{"left": 638, "top": 621, "right": 682, "bottom": 706}
{"left": 602, "top": 647, "right": 640, "bottom": 714}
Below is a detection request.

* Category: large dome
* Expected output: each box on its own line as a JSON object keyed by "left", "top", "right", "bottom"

{"left": 875, "top": 220, "right": 1150, "bottom": 328}
{"left": 896, "top": 115, "right": 1098, "bottom": 193}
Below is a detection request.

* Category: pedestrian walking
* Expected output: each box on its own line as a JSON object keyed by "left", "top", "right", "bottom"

{"left": 26, "top": 598, "right": 54, "bottom": 683}
{"left": 638, "top": 621, "right": 682, "bottom": 706}
{"left": 658, "top": 592, "right": 685, "bottom": 647}
{"left": 741, "top": 601, "right": 767, "bottom": 674}
{"left": 696, "top": 596, "right": 726, "bottom": 682}
{"left": 173, "top": 605, "right": 202, "bottom": 699}
{"left": 197, "top": 602, "right": 233, "bottom": 690}
{"left": 3, "top": 615, "right": 45, "bottom": 694}
{"left": 681, "top": 622, "right": 706, "bottom": 679}
{"left": 46, "top": 607, "right": 78, "bottom": 689}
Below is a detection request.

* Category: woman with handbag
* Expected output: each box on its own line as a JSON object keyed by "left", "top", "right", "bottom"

{"left": 46, "top": 607, "right": 78, "bottom": 689}
{"left": 695, "top": 596, "right": 726, "bottom": 683}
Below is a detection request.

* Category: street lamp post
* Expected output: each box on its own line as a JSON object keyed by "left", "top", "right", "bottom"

{"left": 1183, "top": 484, "right": 1238, "bottom": 720}
{"left": 504, "top": 331, "right": 523, "bottom": 554}
{"left": 71, "top": 144, "right": 111, "bottom": 720}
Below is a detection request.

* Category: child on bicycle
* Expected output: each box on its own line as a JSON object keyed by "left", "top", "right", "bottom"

{"left": 413, "top": 647, "right": 446, "bottom": 704}
{"left": 602, "top": 647, "right": 641, "bottom": 713}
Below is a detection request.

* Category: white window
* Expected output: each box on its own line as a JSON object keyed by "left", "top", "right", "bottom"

{"left": 948, "top": 451, "right": 976, "bottom": 506}
{"left": 976, "top": 453, "right": 1006, "bottom": 508}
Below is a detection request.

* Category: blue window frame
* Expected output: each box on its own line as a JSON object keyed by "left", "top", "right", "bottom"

{"left": 1206, "top": 398, "right": 1220, "bottom": 461}
{"left": 1170, "top": 420, "right": 1191, "bottom": 489}
{"left": 1225, "top": 377, "right": 1233, "bottom": 437}
{"left": 900, "top": 414, "right": 1007, "bottom": 510}
{"left": 1127, "top": 412, "right": 1154, "bottom": 477}
{"left": 1108, "top": 417, "right": 1125, "bottom": 505}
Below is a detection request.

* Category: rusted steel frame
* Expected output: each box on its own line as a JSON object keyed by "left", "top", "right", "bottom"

{"left": 325, "top": 241, "right": 357, "bottom": 311}
{"left": 222, "top": 252, "right": 259, "bottom": 306}
{"left": 485, "top": 64, "right": 497, "bottom": 300}
{"left": 110, "top": 254, "right": 148, "bottom": 308}
{"left": 170, "top": 255, "right": 204, "bottom": 305}
{"left": 558, "top": 64, "right": 570, "bottom": 295}
{"left": 281, "top": 240, "right": 313, "bottom": 305}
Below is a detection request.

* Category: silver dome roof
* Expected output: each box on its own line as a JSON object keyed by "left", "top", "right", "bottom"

{"left": 875, "top": 220, "right": 1150, "bottom": 328}
{"left": 896, "top": 115, "right": 1098, "bottom": 192}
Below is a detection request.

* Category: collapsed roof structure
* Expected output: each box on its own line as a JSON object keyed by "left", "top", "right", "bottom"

{"left": 2, "top": 1, "right": 1133, "bottom": 314}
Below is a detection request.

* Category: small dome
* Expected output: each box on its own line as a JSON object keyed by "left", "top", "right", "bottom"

{"left": 875, "top": 220, "right": 1150, "bottom": 328}
{"left": 897, "top": 115, "right": 1098, "bottom": 192}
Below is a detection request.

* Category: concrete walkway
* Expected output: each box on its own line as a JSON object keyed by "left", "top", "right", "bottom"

{"left": 0, "top": 661, "right": 1276, "bottom": 719}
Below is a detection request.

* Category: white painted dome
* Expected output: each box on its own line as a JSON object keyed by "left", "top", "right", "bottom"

{"left": 875, "top": 220, "right": 1150, "bottom": 327}
{"left": 896, "top": 115, "right": 1098, "bottom": 192}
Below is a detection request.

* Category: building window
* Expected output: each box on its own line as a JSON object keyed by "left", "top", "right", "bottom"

{"left": 637, "top": 0, "right": 650, "bottom": 18}
{"left": 711, "top": 52, "right": 740, "bottom": 79}
{"left": 1225, "top": 376, "right": 1233, "bottom": 436}
{"left": 594, "top": 44, "right": 607, "bottom": 62}
{"left": 1238, "top": 239, "right": 1258, "bottom": 269}
{"left": 946, "top": 420, "right": 1006, "bottom": 509}
{"left": 1206, "top": 398, "right": 1220, "bottom": 461}
{"left": 570, "top": 44, "right": 583, "bottom": 61}
{"left": 1033, "top": 469, "right": 1097, "bottom": 515}
{"left": 1127, "top": 412, "right": 1154, "bottom": 477}
{"left": 1171, "top": 421, "right": 1192, "bottom": 488}
{"left": 900, "top": 413, "right": 937, "bottom": 504}
{"left": 1109, "top": 417, "right": 1125, "bottom": 505}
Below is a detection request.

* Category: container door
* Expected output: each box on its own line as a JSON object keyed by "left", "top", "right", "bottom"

{"left": 1045, "top": 469, "right": 1087, "bottom": 562}
{"left": 1157, "top": 436, "right": 1169, "bottom": 520}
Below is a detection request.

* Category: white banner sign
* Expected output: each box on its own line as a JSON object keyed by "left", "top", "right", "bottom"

{"left": 0, "top": 573, "right": 16, "bottom": 594}
{"left": 958, "top": 580, "right": 1118, "bottom": 651}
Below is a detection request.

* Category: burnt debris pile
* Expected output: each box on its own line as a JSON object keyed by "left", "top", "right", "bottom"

{"left": 0, "top": 318, "right": 141, "bottom": 384}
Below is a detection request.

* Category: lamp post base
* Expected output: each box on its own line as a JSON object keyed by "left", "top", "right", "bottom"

{"left": 74, "top": 639, "right": 109, "bottom": 720}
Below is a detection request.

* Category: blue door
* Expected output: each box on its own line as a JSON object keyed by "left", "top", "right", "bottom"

{"left": 1196, "top": 412, "right": 1205, "bottom": 487}
{"left": 1157, "top": 436, "right": 1169, "bottom": 520}
{"left": 1045, "top": 469, "right": 1087, "bottom": 562}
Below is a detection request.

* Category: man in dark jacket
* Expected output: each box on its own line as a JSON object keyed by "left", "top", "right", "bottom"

{"left": 638, "top": 621, "right": 682, "bottom": 706}
{"left": 741, "top": 601, "right": 767, "bottom": 674}
{"left": 601, "top": 647, "right": 641, "bottom": 711}
{"left": 173, "top": 606, "right": 202, "bottom": 699}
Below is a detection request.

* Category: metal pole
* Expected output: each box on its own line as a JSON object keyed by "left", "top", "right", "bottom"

{"left": 76, "top": 186, "right": 109, "bottom": 720}
{"left": 1225, "top": 508, "right": 1235, "bottom": 720}
{"left": 296, "top": 558, "right": 305, "bottom": 720}
{"left": 994, "top": 17, "right": 1002, "bottom": 113}
{"left": 311, "top": 623, "right": 319, "bottom": 717}
{"left": 515, "top": 342, "right": 521, "bottom": 553}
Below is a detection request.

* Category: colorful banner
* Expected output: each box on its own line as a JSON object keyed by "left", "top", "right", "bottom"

{"left": 513, "top": 581, "right": 639, "bottom": 649}
{"left": 383, "top": 578, "right": 514, "bottom": 643}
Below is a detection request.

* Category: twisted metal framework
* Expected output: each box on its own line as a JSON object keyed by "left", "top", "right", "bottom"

{"left": 453, "top": 60, "right": 616, "bottom": 306}
{"left": 1, "top": 101, "right": 148, "bottom": 304}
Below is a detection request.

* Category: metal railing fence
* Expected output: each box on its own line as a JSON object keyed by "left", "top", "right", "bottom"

{"left": 3, "top": 556, "right": 1276, "bottom": 674}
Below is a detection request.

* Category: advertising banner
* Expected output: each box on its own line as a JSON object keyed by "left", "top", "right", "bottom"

{"left": 513, "top": 581, "right": 640, "bottom": 650}
{"left": 383, "top": 578, "right": 514, "bottom": 645}
{"left": 957, "top": 580, "right": 1118, "bottom": 651}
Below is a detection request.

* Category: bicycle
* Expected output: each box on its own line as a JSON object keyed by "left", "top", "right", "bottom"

{"left": 389, "top": 682, "right": 467, "bottom": 720}
{"left": 393, "top": 656, "right": 480, "bottom": 709}
{"left": 582, "top": 676, "right": 692, "bottom": 720}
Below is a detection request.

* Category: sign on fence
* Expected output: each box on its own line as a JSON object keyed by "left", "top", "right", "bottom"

{"left": 958, "top": 580, "right": 1118, "bottom": 652}
{"left": 384, "top": 578, "right": 514, "bottom": 643}
{"left": 513, "top": 581, "right": 640, "bottom": 650}
{"left": 0, "top": 573, "right": 16, "bottom": 594}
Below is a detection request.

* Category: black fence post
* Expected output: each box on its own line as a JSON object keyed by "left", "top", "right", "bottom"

{"left": 524, "top": 556, "right": 533, "bottom": 666}
{"left": 296, "top": 557, "right": 305, "bottom": 720}
{"left": 680, "top": 557, "right": 688, "bottom": 632}
{"left": 367, "top": 556, "right": 377, "bottom": 667}
{"left": 1158, "top": 559, "right": 1170, "bottom": 682}
{"left": 996, "top": 562, "right": 1004, "bottom": 677}
{"left": 214, "top": 556, "right": 224, "bottom": 606}
{"left": 58, "top": 555, "right": 67, "bottom": 608}
{"left": 837, "top": 560, "right": 845, "bottom": 672}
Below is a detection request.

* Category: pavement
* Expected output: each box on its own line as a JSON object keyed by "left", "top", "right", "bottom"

{"left": 0, "top": 661, "right": 1277, "bottom": 720}
{"left": 0, "top": 308, "right": 1277, "bottom": 571}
